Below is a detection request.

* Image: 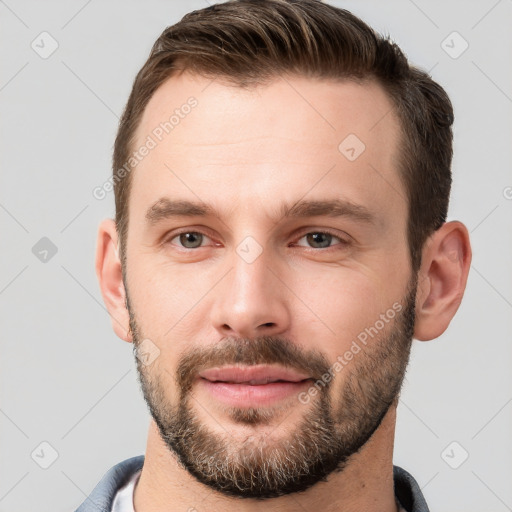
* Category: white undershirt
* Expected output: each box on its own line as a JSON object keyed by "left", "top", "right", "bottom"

{"left": 111, "top": 468, "right": 141, "bottom": 512}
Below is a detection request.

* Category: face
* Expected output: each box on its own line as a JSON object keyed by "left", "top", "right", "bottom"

{"left": 123, "top": 72, "right": 416, "bottom": 498}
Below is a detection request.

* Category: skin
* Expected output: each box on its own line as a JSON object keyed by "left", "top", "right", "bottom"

{"left": 96, "top": 72, "right": 471, "bottom": 511}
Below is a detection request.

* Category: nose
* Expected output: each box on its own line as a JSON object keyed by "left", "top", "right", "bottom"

{"left": 210, "top": 247, "right": 291, "bottom": 340}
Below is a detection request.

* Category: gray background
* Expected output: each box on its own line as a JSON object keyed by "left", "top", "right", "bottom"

{"left": 1, "top": 1, "right": 511, "bottom": 511}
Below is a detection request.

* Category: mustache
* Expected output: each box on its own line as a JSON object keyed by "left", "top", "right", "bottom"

{"left": 175, "top": 335, "right": 331, "bottom": 395}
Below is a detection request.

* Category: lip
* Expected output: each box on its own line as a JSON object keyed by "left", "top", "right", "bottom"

{"left": 197, "top": 365, "right": 313, "bottom": 408}
{"left": 198, "top": 364, "right": 311, "bottom": 384}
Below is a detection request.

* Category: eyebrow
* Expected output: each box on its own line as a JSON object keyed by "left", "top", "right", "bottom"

{"left": 145, "top": 197, "right": 377, "bottom": 226}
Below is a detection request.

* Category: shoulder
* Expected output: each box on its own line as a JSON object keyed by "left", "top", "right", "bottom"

{"left": 74, "top": 455, "right": 145, "bottom": 512}
{"left": 393, "top": 465, "right": 430, "bottom": 512}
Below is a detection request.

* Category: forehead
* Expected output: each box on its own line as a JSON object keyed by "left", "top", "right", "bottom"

{"left": 129, "top": 71, "right": 406, "bottom": 229}
{"left": 136, "top": 71, "right": 400, "bottom": 149}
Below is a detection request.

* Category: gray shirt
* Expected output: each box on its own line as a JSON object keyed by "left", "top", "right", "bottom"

{"left": 74, "top": 455, "right": 430, "bottom": 512}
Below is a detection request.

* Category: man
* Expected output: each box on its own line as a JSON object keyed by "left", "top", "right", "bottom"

{"left": 76, "top": 0, "right": 471, "bottom": 511}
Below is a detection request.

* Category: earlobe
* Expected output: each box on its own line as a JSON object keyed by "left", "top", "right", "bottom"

{"left": 95, "top": 218, "right": 133, "bottom": 343}
{"left": 413, "top": 221, "right": 472, "bottom": 341}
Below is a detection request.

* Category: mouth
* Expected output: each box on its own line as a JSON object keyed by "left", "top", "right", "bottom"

{"left": 197, "top": 365, "right": 313, "bottom": 407}
{"left": 199, "top": 364, "right": 311, "bottom": 384}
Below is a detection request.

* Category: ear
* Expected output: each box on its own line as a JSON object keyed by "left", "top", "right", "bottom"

{"left": 414, "top": 221, "right": 472, "bottom": 341}
{"left": 95, "top": 218, "right": 132, "bottom": 343}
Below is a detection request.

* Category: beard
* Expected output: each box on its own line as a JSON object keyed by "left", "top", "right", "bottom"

{"left": 126, "top": 277, "right": 417, "bottom": 500}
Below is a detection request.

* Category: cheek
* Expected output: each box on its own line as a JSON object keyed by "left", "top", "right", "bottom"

{"left": 128, "top": 259, "right": 211, "bottom": 338}
{"left": 290, "top": 268, "right": 402, "bottom": 360}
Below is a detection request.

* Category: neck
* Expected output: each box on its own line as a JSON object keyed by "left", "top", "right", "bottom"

{"left": 134, "top": 405, "right": 399, "bottom": 512}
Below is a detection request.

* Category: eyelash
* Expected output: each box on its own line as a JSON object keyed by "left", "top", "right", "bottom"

{"left": 165, "top": 229, "right": 350, "bottom": 251}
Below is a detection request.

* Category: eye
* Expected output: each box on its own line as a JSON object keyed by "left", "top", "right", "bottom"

{"left": 295, "top": 230, "right": 348, "bottom": 249}
{"left": 168, "top": 231, "right": 213, "bottom": 249}
{"left": 165, "top": 229, "right": 349, "bottom": 251}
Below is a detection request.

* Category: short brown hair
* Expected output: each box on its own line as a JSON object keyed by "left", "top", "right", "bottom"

{"left": 113, "top": 0, "right": 454, "bottom": 272}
